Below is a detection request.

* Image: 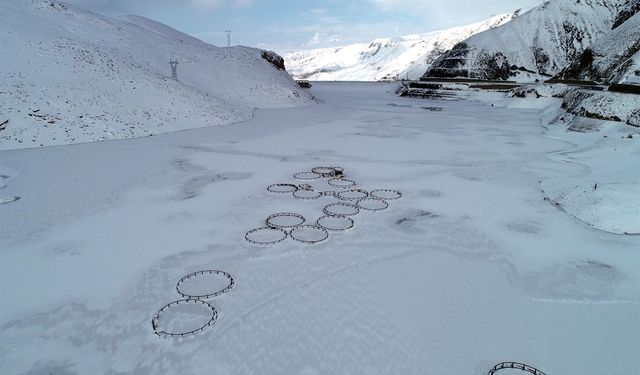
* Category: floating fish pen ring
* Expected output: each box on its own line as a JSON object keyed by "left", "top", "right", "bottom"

{"left": 176, "top": 270, "right": 235, "bottom": 300}
{"left": 244, "top": 227, "right": 288, "bottom": 245}
{"left": 328, "top": 178, "right": 357, "bottom": 188}
{"left": 152, "top": 299, "right": 218, "bottom": 338}
{"left": 289, "top": 225, "right": 329, "bottom": 244}
{"left": 356, "top": 197, "right": 389, "bottom": 211}
{"left": 337, "top": 189, "right": 369, "bottom": 201}
{"left": 265, "top": 212, "right": 306, "bottom": 229}
{"left": 267, "top": 183, "right": 298, "bottom": 194}
{"left": 293, "top": 189, "right": 323, "bottom": 200}
{"left": 316, "top": 215, "right": 355, "bottom": 231}
{"left": 369, "top": 189, "right": 402, "bottom": 200}
{"left": 323, "top": 202, "right": 360, "bottom": 217}
{"left": 311, "top": 166, "right": 340, "bottom": 177}
{"left": 293, "top": 171, "right": 321, "bottom": 181}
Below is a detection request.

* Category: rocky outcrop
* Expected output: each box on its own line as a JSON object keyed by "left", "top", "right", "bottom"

{"left": 261, "top": 50, "right": 286, "bottom": 70}
{"left": 612, "top": 0, "right": 640, "bottom": 29}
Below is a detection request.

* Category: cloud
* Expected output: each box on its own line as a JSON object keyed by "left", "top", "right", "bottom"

{"left": 369, "top": 0, "right": 541, "bottom": 28}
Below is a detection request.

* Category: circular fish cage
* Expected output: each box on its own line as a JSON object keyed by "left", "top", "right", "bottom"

{"left": 176, "top": 270, "right": 234, "bottom": 300}
{"left": 152, "top": 299, "right": 218, "bottom": 338}
{"left": 369, "top": 189, "right": 402, "bottom": 200}
{"left": 323, "top": 202, "right": 360, "bottom": 217}
{"left": 356, "top": 197, "right": 389, "bottom": 211}
{"left": 337, "top": 189, "right": 368, "bottom": 201}
{"left": 293, "top": 171, "right": 322, "bottom": 181}
{"left": 311, "top": 166, "right": 342, "bottom": 178}
{"left": 328, "top": 178, "right": 357, "bottom": 188}
{"left": 316, "top": 215, "right": 355, "bottom": 231}
{"left": 265, "top": 212, "right": 306, "bottom": 229}
{"left": 244, "top": 226, "right": 288, "bottom": 245}
{"left": 293, "top": 189, "right": 323, "bottom": 200}
{"left": 267, "top": 183, "right": 298, "bottom": 194}
{"left": 289, "top": 225, "right": 329, "bottom": 244}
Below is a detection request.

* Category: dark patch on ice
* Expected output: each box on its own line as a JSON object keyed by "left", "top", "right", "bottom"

{"left": 390, "top": 210, "right": 443, "bottom": 235}
{"left": 0, "top": 196, "right": 20, "bottom": 204}
{"left": 395, "top": 210, "right": 440, "bottom": 226}
{"left": 175, "top": 172, "right": 252, "bottom": 200}
{"left": 387, "top": 103, "right": 412, "bottom": 108}
{"left": 421, "top": 106, "right": 444, "bottom": 112}
{"left": 576, "top": 260, "right": 618, "bottom": 281}
{"left": 505, "top": 221, "right": 541, "bottom": 234}
{"left": 349, "top": 132, "right": 396, "bottom": 139}
{"left": 455, "top": 170, "right": 483, "bottom": 181}
{"left": 509, "top": 259, "right": 621, "bottom": 300}
{"left": 170, "top": 158, "right": 206, "bottom": 173}
{"left": 50, "top": 241, "right": 82, "bottom": 256}
{"left": 181, "top": 144, "right": 323, "bottom": 163}
{"left": 20, "top": 360, "right": 77, "bottom": 375}
{"left": 3, "top": 303, "right": 98, "bottom": 331}
{"left": 419, "top": 189, "right": 443, "bottom": 198}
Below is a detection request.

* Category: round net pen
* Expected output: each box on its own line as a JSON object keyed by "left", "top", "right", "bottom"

{"left": 245, "top": 227, "right": 288, "bottom": 246}
{"left": 323, "top": 202, "right": 360, "bottom": 217}
{"left": 265, "top": 212, "right": 306, "bottom": 229}
{"left": 487, "top": 362, "right": 547, "bottom": 375}
{"left": 176, "top": 270, "right": 235, "bottom": 300}
{"left": 289, "top": 225, "right": 329, "bottom": 244}
{"left": 293, "top": 171, "right": 321, "bottom": 181}
{"left": 267, "top": 183, "right": 298, "bottom": 194}
{"left": 337, "top": 189, "right": 369, "bottom": 201}
{"left": 316, "top": 215, "right": 354, "bottom": 231}
{"left": 356, "top": 197, "right": 389, "bottom": 211}
{"left": 311, "top": 166, "right": 342, "bottom": 178}
{"left": 152, "top": 299, "right": 218, "bottom": 338}
{"left": 328, "top": 178, "right": 357, "bottom": 188}
{"left": 369, "top": 189, "right": 402, "bottom": 200}
{"left": 293, "top": 189, "right": 323, "bottom": 200}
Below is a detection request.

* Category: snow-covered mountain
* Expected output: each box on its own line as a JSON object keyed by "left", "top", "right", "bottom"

{"left": 283, "top": 12, "right": 519, "bottom": 81}
{"left": 0, "top": 0, "right": 311, "bottom": 150}
{"left": 558, "top": 1, "right": 640, "bottom": 83}
{"left": 425, "top": 0, "right": 625, "bottom": 81}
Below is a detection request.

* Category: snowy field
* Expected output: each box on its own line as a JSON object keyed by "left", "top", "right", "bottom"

{"left": 1, "top": 82, "right": 639, "bottom": 375}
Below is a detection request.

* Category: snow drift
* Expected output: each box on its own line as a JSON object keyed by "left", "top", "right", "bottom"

{"left": 0, "top": 0, "right": 312, "bottom": 150}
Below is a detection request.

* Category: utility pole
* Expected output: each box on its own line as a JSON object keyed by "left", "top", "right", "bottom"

{"left": 169, "top": 58, "right": 178, "bottom": 81}
{"left": 225, "top": 30, "right": 232, "bottom": 47}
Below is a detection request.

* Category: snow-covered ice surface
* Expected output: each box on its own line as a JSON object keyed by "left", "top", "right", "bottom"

{"left": 1, "top": 83, "right": 639, "bottom": 375}
{"left": 541, "top": 115, "right": 640, "bottom": 234}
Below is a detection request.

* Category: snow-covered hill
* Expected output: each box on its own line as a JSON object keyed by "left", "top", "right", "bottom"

{"left": 0, "top": 0, "right": 311, "bottom": 151}
{"left": 425, "top": 0, "right": 625, "bottom": 81}
{"left": 558, "top": 3, "right": 640, "bottom": 83}
{"left": 283, "top": 12, "right": 518, "bottom": 81}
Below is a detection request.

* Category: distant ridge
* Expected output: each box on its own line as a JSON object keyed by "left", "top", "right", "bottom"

{"left": 283, "top": 12, "right": 518, "bottom": 81}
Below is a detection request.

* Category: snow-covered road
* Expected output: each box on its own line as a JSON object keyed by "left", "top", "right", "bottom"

{"left": 1, "top": 82, "right": 638, "bottom": 375}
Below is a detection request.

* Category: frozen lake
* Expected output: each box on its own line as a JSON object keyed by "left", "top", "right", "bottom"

{"left": 1, "top": 82, "right": 638, "bottom": 375}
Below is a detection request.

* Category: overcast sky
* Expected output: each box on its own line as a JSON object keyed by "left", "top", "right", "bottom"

{"left": 66, "top": 0, "right": 543, "bottom": 51}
